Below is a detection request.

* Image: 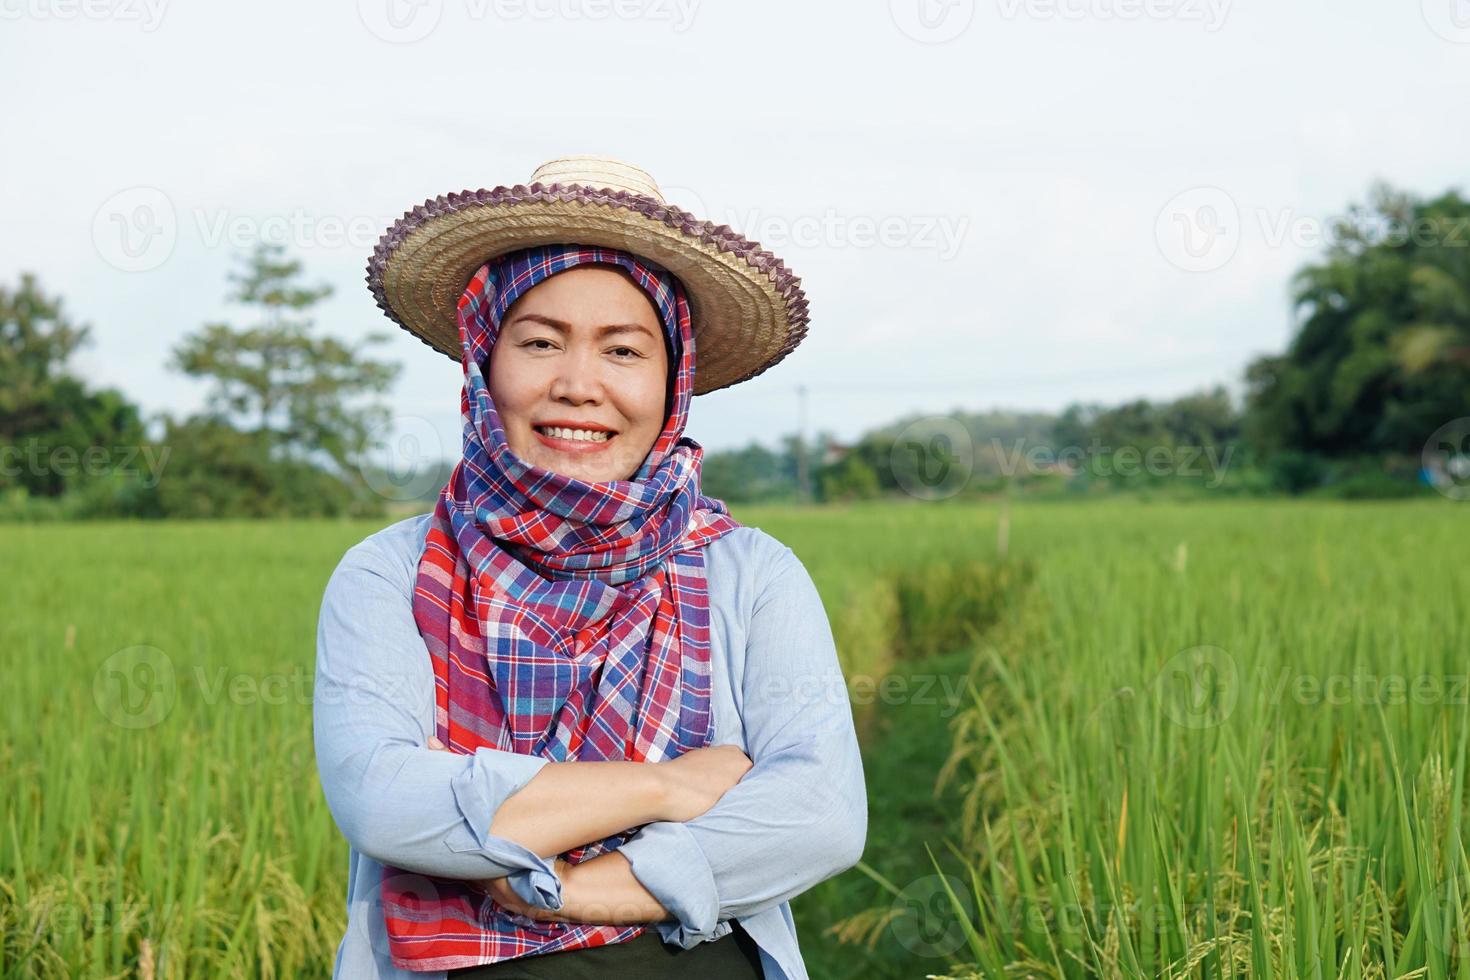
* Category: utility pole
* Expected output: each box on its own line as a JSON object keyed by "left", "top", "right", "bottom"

{"left": 795, "top": 384, "right": 810, "bottom": 501}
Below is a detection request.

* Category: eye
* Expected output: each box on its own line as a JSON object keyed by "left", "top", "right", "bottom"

{"left": 524, "top": 339, "right": 556, "bottom": 351}
{"left": 610, "top": 346, "right": 641, "bottom": 359}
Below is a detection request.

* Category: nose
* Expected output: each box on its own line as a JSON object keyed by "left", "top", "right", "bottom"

{"left": 547, "top": 346, "right": 605, "bottom": 405}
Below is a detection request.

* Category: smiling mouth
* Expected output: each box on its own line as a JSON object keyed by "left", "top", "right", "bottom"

{"left": 532, "top": 425, "right": 618, "bottom": 452}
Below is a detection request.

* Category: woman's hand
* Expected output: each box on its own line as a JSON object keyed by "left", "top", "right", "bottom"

{"left": 473, "top": 855, "right": 575, "bottom": 924}
{"left": 422, "top": 735, "right": 747, "bottom": 926}
{"left": 426, "top": 735, "right": 573, "bottom": 922}
{"left": 654, "top": 743, "right": 754, "bottom": 823}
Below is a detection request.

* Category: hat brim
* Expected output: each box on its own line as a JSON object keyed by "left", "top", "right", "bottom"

{"left": 366, "top": 183, "right": 810, "bottom": 396}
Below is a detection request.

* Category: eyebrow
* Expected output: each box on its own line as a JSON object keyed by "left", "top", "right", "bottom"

{"left": 507, "top": 313, "right": 658, "bottom": 341}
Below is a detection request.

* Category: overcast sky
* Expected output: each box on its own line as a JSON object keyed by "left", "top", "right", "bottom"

{"left": 4, "top": 0, "right": 1468, "bottom": 466}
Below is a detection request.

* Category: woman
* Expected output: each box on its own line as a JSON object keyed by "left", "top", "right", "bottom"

{"left": 314, "top": 156, "right": 867, "bottom": 980}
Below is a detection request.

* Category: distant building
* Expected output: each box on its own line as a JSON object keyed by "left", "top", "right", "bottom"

{"left": 821, "top": 441, "right": 851, "bottom": 466}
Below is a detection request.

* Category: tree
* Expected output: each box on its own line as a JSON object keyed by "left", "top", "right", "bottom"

{"left": 816, "top": 452, "right": 880, "bottom": 502}
{"left": 701, "top": 440, "right": 799, "bottom": 502}
{"left": 147, "top": 415, "right": 364, "bottom": 519}
{"left": 1244, "top": 182, "right": 1470, "bottom": 459}
{"left": 170, "top": 243, "right": 400, "bottom": 481}
{"left": 0, "top": 274, "right": 147, "bottom": 498}
{"left": 0, "top": 272, "right": 89, "bottom": 417}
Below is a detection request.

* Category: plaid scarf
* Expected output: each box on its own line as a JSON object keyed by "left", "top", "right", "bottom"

{"left": 380, "top": 244, "right": 742, "bottom": 971}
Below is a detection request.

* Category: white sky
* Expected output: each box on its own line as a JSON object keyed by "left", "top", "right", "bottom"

{"left": 3, "top": 0, "right": 1469, "bottom": 462}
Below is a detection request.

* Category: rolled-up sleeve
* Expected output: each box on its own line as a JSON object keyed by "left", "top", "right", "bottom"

{"left": 313, "top": 536, "right": 564, "bottom": 910}
{"left": 617, "top": 545, "right": 869, "bottom": 945}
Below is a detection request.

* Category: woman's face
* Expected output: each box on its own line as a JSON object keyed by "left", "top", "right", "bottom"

{"left": 488, "top": 265, "right": 671, "bottom": 483}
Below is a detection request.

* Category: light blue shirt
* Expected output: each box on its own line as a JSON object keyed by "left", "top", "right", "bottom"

{"left": 313, "top": 512, "right": 868, "bottom": 980}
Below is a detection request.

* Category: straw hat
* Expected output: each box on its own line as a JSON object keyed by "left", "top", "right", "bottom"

{"left": 366, "top": 155, "right": 810, "bottom": 395}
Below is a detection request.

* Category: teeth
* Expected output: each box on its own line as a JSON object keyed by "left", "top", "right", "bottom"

{"left": 537, "top": 426, "right": 611, "bottom": 442}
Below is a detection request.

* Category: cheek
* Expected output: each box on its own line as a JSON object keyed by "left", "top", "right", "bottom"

{"left": 629, "top": 369, "right": 671, "bottom": 434}
{"left": 487, "top": 350, "right": 536, "bottom": 421}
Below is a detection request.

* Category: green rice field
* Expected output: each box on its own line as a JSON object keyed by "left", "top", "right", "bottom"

{"left": 2, "top": 499, "right": 1466, "bottom": 978}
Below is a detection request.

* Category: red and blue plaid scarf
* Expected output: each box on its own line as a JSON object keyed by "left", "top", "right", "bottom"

{"left": 380, "top": 244, "right": 742, "bottom": 970}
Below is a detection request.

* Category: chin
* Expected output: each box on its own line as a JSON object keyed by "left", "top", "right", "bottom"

{"left": 526, "top": 449, "right": 617, "bottom": 483}
{"left": 504, "top": 430, "right": 640, "bottom": 483}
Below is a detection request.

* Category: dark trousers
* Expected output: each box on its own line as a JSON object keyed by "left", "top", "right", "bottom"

{"left": 447, "top": 922, "right": 765, "bottom": 979}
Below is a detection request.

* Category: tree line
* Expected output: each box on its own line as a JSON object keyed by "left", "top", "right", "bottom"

{"left": 1, "top": 243, "right": 399, "bottom": 519}
{"left": 3, "top": 181, "right": 1467, "bottom": 518}
{"left": 707, "top": 182, "right": 1470, "bottom": 504}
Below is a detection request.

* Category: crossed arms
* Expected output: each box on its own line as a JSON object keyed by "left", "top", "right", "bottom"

{"left": 312, "top": 526, "right": 868, "bottom": 943}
